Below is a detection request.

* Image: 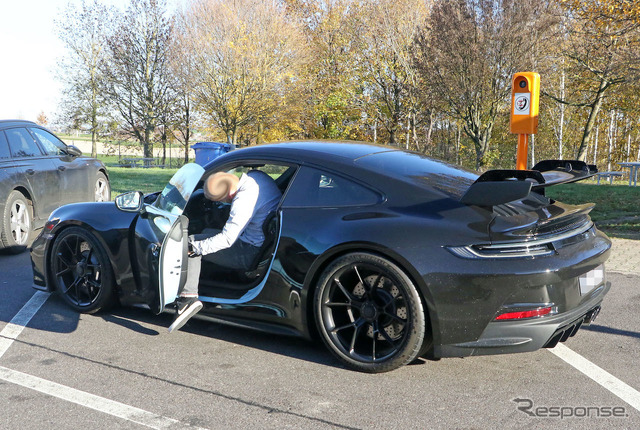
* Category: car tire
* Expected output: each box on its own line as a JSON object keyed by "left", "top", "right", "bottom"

{"left": 50, "top": 227, "right": 115, "bottom": 314}
{"left": 94, "top": 172, "right": 110, "bottom": 202}
{"left": 1, "top": 191, "right": 33, "bottom": 254}
{"left": 314, "top": 252, "right": 426, "bottom": 373}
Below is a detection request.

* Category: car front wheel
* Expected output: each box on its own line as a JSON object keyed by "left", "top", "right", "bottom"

{"left": 94, "top": 172, "right": 110, "bottom": 202}
{"left": 50, "top": 227, "right": 115, "bottom": 313}
{"left": 314, "top": 253, "right": 426, "bottom": 373}
{"left": 1, "top": 191, "right": 33, "bottom": 253}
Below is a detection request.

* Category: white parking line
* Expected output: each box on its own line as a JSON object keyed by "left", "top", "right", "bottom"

{"left": 0, "top": 292, "right": 207, "bottom": 429}
{"left": 0, "top": 290, "right": 50, "bottom": 359}
{"left": 0, "top": 366, "right": 198, "bottom": 429}
{"left": 550, "top": 344, "right": 640, "bottom": 412}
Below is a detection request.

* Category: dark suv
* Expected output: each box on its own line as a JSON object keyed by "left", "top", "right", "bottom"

{"left": 0, "top": 120, "right": 109, "bottom": 253}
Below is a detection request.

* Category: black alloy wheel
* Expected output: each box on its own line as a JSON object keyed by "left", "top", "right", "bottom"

{"left": 315, "top": 253, "right": 426, "bottom": 373}
{"left": 50, "top": 227, "right": 114, "bottom": 313}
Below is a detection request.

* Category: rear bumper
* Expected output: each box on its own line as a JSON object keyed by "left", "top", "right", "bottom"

{"left": 435, "top": 281, "right": 610, "bottom": 358}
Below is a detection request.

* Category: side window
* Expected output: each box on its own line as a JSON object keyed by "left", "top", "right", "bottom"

{"left": 225, "top": 164, "right": 295, "bottom": 194}
{"left": 29, "top": 127, "right": 66, "bottom": 156}
{"left": 0, "top": 131, "right": 11, "bottom": 159}
{"left": 5, "top": 128, "right": 42, "bottom": 158}
{"left": 283, "top": 166, "right": 380, "bottom": 208}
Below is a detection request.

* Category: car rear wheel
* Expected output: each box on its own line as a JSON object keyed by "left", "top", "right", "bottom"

{"left": 314, "top": 253, "right": 426, "bottom": 373}
{"left": 1, "top": 191, "right": 33, "bottom": 254}
{"left": 94, "top": 172, "right": 110, "bottom": 202}
{"left": 50, "top": 227, "right": 115, "bottom": 313}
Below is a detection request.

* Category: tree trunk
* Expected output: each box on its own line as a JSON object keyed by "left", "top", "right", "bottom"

{"left": 456, "top": 124, "right": 461, "bottom": 165}
{"left": 257, "top": 122, "right": 264, "bottom": 145}
{"left": 607, "top": 109, "right": 615, "bottom": 171}
{"left": 593, "top": 123, "right": 599, "bottom": 165}
{"left": 389, "top": 127, "right": 397, "bottom": 146}
{"left": 424, "top": 111, "right": 434, "bottom": 153}
{"left": 91, "top": 129, "right": 97, "bottom": 159}
{"left": 144, "top": 128, "right": 152, "bottom": 158}
{"left": 558, "top": 69, "right": 565, "bottom": 159}
{"left": 576, "top": 79, "right": 608, "bottom": 161}
{"left": 161, "top": 125, "right": 167, "bottom": 165}
{"left": 411, "top": 112, "right": 418, "bottom": 150}
{"left": 373, "top": 119, "right": 377, "bottom": 143}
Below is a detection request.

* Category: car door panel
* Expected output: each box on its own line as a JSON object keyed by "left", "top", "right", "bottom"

{"left": 29, "top": 127, "right": 90, "bottom": 203}
{"left": 158, "top": 215, "right": 189, "bottom": 312}
{"left": 4, "top": 127, "right": 60, "bottom": 224}
{"left": 130, "top": 163, "right": 204, "bottom": 314}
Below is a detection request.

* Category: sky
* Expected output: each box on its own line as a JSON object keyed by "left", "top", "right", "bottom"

{"left": 0, "top": 0, "right": 176, "bottom": 124}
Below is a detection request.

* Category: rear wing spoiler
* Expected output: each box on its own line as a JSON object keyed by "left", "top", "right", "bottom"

{"left": 461, "top": 159, "right": 597, "bottom": 207}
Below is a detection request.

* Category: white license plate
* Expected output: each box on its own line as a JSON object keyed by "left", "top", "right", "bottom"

{"left": 579, "top": 264, "right": 605, "bottom": 295}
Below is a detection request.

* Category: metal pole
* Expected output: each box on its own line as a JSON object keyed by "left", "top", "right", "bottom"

{"left": 516, "top": 134, "right": 529, "bottom": 170}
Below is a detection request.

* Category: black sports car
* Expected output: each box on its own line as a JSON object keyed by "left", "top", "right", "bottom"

{"left": 30, "top": 141, "right": 611, "bottom": 372}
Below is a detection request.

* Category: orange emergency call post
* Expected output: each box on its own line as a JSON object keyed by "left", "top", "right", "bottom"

{"left": 510, "top": 72, "right": 540, "bottom": 170}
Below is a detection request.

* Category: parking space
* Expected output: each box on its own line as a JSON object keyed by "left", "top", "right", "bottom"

{"left": 1, "top": 249, "right": 638, "bottom": 429}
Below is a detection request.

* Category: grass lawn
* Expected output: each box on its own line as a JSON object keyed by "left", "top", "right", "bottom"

{"left": 546, "top": 181, "right": 640, "bottom": 239}
{"left": 108, "top": 167, "right": 178, "bottom": 199}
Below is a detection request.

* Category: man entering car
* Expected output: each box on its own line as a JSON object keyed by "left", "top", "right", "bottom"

{"left": 168, "top": 169, "right": 282, "bottom": 332}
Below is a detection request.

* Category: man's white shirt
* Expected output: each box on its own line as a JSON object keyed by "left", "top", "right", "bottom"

{"left": 190, "top": 170, "right": 282, "bottom": 256}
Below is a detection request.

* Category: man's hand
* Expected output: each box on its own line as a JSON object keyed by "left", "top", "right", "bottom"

{"left": 187, "top": 241, "right": 199, "bottom": 257}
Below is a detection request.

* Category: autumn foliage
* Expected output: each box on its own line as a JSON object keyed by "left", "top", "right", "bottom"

{"left": 56, "top": 0, "right": 640, "bottom": 171}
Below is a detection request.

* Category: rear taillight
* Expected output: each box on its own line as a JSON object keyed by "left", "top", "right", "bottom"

{"left": 495, "top": 306, "right": 553, "bottom": 321}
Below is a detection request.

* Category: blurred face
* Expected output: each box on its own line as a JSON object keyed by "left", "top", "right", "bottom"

{"left": 203, "top": 172, "right": 238, "bottom": 203}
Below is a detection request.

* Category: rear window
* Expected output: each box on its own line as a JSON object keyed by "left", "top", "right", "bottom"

{"left": 354, "top": 150, "right": 477, "bottom": 198}
{"left": 284, "top": 166, "right": 380, "bottom": 207}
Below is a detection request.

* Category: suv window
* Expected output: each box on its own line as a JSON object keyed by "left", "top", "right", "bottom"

{"left": 29, "top": 127, "right": 66, "bottom": 156}
{"left": 0, "top": 131, "right": 10, "bottom": 159}
{"left": 284, "top": 166, "right": 380, "bottom": 208}
{"left": 5, "top": 128, "right": 42, "bottom": 158}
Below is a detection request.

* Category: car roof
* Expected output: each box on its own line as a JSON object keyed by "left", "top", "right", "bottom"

{"left": 220, "top": 140, "right": 478, "bottom": 199}
{"left": 0, "top": 120, "right": 38, "bottom": 129}
{"left": 223, "top": 140, "right": 399, "bottom": 165}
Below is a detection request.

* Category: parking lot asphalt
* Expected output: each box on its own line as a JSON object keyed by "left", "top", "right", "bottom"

{"left": 0, "top": 237, "right": 638, "bottom": 429}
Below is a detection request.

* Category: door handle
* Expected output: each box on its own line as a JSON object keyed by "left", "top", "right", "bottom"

{"left": 26, "top": 169, "right": 35, "bottom": 175}
{"left": 58, "top": 166, "right": 66, "bottom": 171}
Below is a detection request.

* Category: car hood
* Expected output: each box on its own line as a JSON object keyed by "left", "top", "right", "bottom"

{"left": 49, "top": 201, "right": 138, "bottom": 234}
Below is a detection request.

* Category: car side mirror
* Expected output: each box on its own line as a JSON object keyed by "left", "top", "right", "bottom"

{"left": 65, "top": 145, "right": 83, "bottom": 157}
{"left": 115, "top": 191, "right": 145, "bottom": 212}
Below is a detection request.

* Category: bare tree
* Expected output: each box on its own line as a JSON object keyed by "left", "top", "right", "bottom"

{"left": 167, "top": 13, "right": 197, "bottom": 163}
{"left": 544, "top": 0, "right": 640, "bottom": 161}
{"left": 355, "top": 0, "right": 430, "bottom": 146}
{"left": 415, "top": 0, "right": 554, "bottom": 169}
{"left": 102, "top": 0, "right": 173, "bottom": 157}
{"left": 179, "top": 0, "right": 306, "bottom": 146}
{"left": 56, "top": 0, "right": 114, "bottom": 157}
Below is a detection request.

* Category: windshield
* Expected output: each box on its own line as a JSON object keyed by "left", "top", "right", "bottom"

{"left": 154, "top": 163, "right": 205, "bottom": 215}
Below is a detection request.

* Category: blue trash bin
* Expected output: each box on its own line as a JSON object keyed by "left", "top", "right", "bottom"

{"left": 191, "top": 142, "right": 232, "bottom": 166}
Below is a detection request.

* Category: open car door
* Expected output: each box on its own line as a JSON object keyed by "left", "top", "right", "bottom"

{"left": 158, "top": 215, "right": 189, "bottom": 313}
{"left": 134, "top": 163, "right": 204, "bottom": 314}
